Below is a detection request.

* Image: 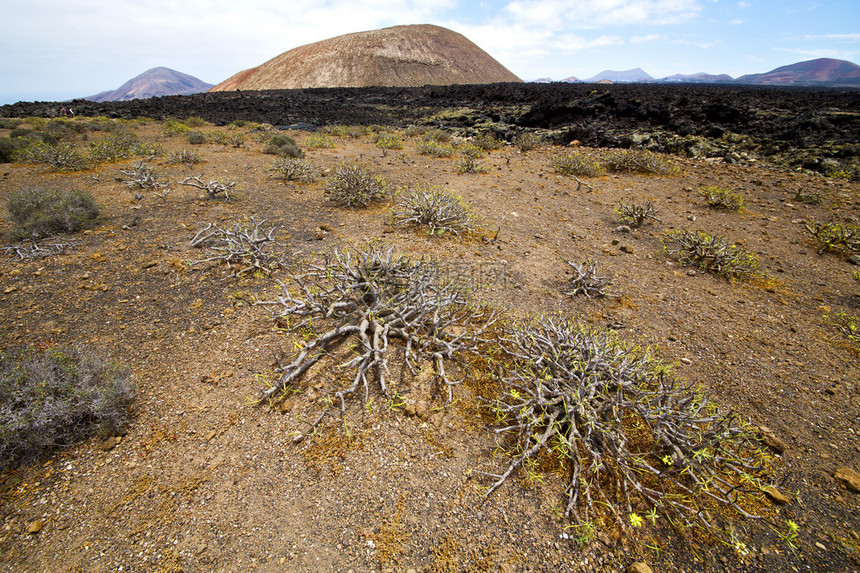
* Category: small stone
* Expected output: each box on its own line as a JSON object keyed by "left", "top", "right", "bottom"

{"left": 686, "top": 269, "right": 697, "bottom": 276}
{"left": 848, "top": 255, "right": 860, "bottom": 265}
{"left": 99, "top": 436, "right": 117, "bottom": 451}
{"left": 763, "top": 486, "right": 790, "bottom": 505}
{"left": 815, "top": 542, "right": 827, "bottom": 551}
{"left": 205, "top": 430, "right": 217, "bottom": 441}
{"left": 620, "top": 245, "right": 634, "bottom": 254}
{"left": 615, "top": 225, "right": 632, "bottom": 234}
{"left": 404, "top": 403, "right": 417, "bottom": 417}
{"left": 757, "top": 426, "right": 787, "bottom": 454}
{"left": 26, "top": 520, "right": 43, "bottom": 534}
{"left": 598, "top": 531, "right": 613, "bottom": 546}
{"left": 834, "top": 467, "right": 860, "bottom": 493}
{"left": 415, "top": 400, "right": 431, "bottom": 420}
{"left": 680, "top": 357, "right": 692, "bottom": 365}
{"left": 627, "top": 562, "right": 653, "bottom": 573}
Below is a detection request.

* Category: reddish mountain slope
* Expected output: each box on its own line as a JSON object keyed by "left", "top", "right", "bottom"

{"left": 210, "top": 24, "right": 521, "bottom": 91}
{"left": 736, "top": 58, "right": 860, "bottom": 86}
{"left": 85, "top": 67, "right": 213, "bottom": 102}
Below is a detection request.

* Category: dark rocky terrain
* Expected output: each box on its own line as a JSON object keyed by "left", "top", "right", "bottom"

{"left": 3, "top": 82, "right": 858, "bottom": 176}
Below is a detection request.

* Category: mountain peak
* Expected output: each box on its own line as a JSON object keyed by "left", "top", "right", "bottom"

{"left": 585, "top": 68, "right": 654, "bottom": 83}
{"left": 85, "top": 68, "right": 214, "bottom": 102}
{"left": 210, "top": 24, "right": 521, "bottom": 91}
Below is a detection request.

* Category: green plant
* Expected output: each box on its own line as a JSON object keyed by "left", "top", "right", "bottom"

{"left": 263, "top": 134, "right": 303, "bottom": 158}
{"left": 187, "top": 131, "right": 206, "bottom": 145}
{"left": 325, "top": 162, "right": 386, "bottom": 207}
{"left": 5, "top": 186, "right": 101, "bottom": 239}
{"left": 828, "top": 311, "right": 859, "bottom": 343}
{"left": 392, "top": 185, "right": 481, "bottom": 236}
{"left": 268, "top": 157, "right": 316, "bottom": 183}
{"left": 603, "top": 149, "right": 678, "bottom": 175}
{"left": 88, "top": 131, "right": 139, "bottom": 163}
{"left": 615, "top": 201, "right": 661, "bottom": 227}
{"left": 552, "top": 153, "right": 605, "bottom": 177}
{"left": 14, "top": 141, "right": 89, "bottom": 171}
{"left": 479, "top": 316, "right": 772, "bottom": 537}
{"left": 163, "top": 120, "right": 191, "bottom": 136}
{"left": 416, "top": 140, "right": 456, "bottom": 158}
{"left": 304, "top": 133, "right": 336, "bottom": 149}
{"left": 374, "top": 133, "right": 403, "bottom": 154}
{"left": 183, "top": 116, "right": 208, "bottom": 127}
{"left": 663, "top": 229, "right": 761, "bottom": 279}
{"left": 472, "top": 133, "right": 503, "bottom": 151}
{"left": 804, "top": 220, "right": 860, "bottom": 255}
{"left": 321, "top": 125, "right": 370, "bottom": 138}
{"left": 0, "top": 345, "right": 134, "bottom": 471}
{"left": 207, "top": 129, "right": 244, "bottom": 147}
{"left": 514, "top": 132, "right": 543, "bottom": 152}
{"left": 165, "top": 149, "right": 203, "bottom": 165}
{"left": 564, "top": 260, "right": 613, "bottom": 298}
{"left": 794, "top": 187, "right": 822, "bottom": 205}
{"left": 0, "top": 118, "right": 20, "bottom": 129}
{"left": 698, "top": 185, "right": 745, "bottom": 211}
{"left": 0, "top": 138, "right": 25, "bottom": 163}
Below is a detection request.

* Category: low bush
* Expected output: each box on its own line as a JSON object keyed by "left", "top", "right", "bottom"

{"left": 552, "top": 153, "right": 605, "bottom": 177}
{"left": 121, "top": 161, "right": 169, "bottom": 191}
{"left": 392, "top": 185, "right": 480, "bottom": 236}
{"left": 14, "top": 141, "right": 89, "bottom": 171}
{"left": 5, "top": 186, "right": 101, "bottom": 239}
{"left": 183, "top": 116, "right": 208, "bottom": 128}
{"left": 698, "top": 185, "right": 745, "bottom": 211}
{"left": 663, "top": 229, "right": 761, "bottom": 279}
{"left": 0, "top": 138, "right": 25, "bottom": 163}
{"left": 263, "top": 134, "right": 303, "bottom": 158}
{"left": 163, "top": 120, "right": 191, "bottom": 136}
{"left": 472, "top": 133, "right": 503, "bottom": 151}
{"left": 514, "top": 132, "right": 543, "bottom": 152}
{"left": 603, "top": 149, "right": 678, "bottom": 175}
{"left": 416, "top": 140, "right": 456, "bottom": 158}
{"left": 615, "top": 201, "right": 661, "bottom": 227}
{"left": 304, "top": 133, "right": 336, "bottom": 149}
{"left": 804, "top": 220, "right": 860, "bottom": 255}
{"left": 564, "top": 260, "right": 613, "bottom": 298}
{"left": 0, "top": 119, "right": 20, "bottom": 129}
{"left": 480, "top": 316, "right": 772, "bottom": 536}
{"left": 0, "top": 345, "right": 134, "bottom": 470}
{"left": 88, "top": 131, "right": 139, "bottom": 163}
{"left": 375, "top": 133, "right": 403, "bottom": 154}
{"left": 187, "top": 131, "right": 206, "bottom": 145}
{"left": 165, "top": 149, "right": 203, "bottom": 165}
{"left": 325, "top": 162, "right": 386, "bottom": 207}
{"left": 268, "top": 157, "right": 316, "bottom": 183}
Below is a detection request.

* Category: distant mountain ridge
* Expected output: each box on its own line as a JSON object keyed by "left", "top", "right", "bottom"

{"left": 210, "top": 24, "right": 521, "bottom": 91}
{"left": 85, "top": 67, "right": 213, "bottom": 102}
{"left": 536, "top": 58, "right": 860, "bottom": 87}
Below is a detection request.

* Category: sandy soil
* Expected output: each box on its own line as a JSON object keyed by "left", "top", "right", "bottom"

{"left": 0, "top": 120, "right": 858, "bottom": 572}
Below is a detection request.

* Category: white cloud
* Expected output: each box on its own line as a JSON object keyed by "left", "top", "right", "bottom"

{"left": 501, "top": 0, "right": 703, "bottom": 29}
{"left": 804, "top": 33, "right": 860, "bottom": 42}
{"left": 631, "top": 34, "right": 663, "bottom": 43}
{"left": 737, "top": 1, "right": 751, "bottom": 8}
{"left": 730, "top": 18, "right": 745, "bottom": 24}
{"left": 777, "top": 47, "right": 859, "bottom": 61}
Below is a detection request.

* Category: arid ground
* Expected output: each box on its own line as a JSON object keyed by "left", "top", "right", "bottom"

{"left": 0, "top": 98, "right": 858, "bottom": 572}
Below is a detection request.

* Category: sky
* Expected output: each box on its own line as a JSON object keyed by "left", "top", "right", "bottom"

{"left": 1, "top": 0, "right": 858, "bottom": 105}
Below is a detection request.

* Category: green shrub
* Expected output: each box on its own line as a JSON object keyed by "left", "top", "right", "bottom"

{"left": 794, "top": 187, "right": 822, "bottom": 205}
{"left": 455, "top": 155, "right": 489, "bottom": 174}
{"left": 663, "top": 229, "right": 761, "bottom": 279}
{"left": 0, "top": 345, "right": 134, "bottom": 470}
{"left": 187, "top": 131, "right": 206, "bottom": 145}
{"left": 163, "top": 120, "right": 191, "bottom": 136}
{"left": 14, "top": 141, "right": 89, "bottom": 171}
{"left": 207, "top": 129, "right": 244, "bottom": 147}
{"left": 321, "top": 125, "right": 370, "bottom": 138}
{"left": 9, "top": 128, "right": 32, "bottom": 139}
{"left": 374, "top": 133, "right": 403, "bottom": 153}
{"left": 305, "top": 133, "right": 336, "bottom": 149}
{"left": 603, "top": 149, "right": 678, "bottom": 175}
{"left": 263, "top": 134, "right": 303, "bottom": 158}
{"left": 0, "top": 119, "right": 20, "bottom": 129}
{"left": 552, "top": 153, "right": 605, "bottom": 177}
{"left": 615, "top": 201, "right": 661, "bottom": 227}
{"left": 514, "top": 132, "right": 543, "bottom": 152}
{"left": 87, "top": 131, "right": 139, "bottom": 163}
{"left": 325, "top": 162, "right": 386, "bottom": 207}
{"left": 0, "top": 138, "right": 25, "bottom": 163}
{"left": 165, "top": 149, "right": 203, "bottom": 165}
{"left": 183, "top": 116, "right": 207, "bottom": 127}
{"left": 472, "top": 132, "right": 503, "bottom": 151}
{"left": 392, "top": 185, "right": 480, "bottom": 236}
{"left": 804, "top": 220, "right": 860, "bottom": 255}
{"left": 697, "top": 185, "right": 745, "bottom": 211}
{"left": 268, "top": 157, "right": 316, "bottom": 183}
{"left": 416, "top": 140, "right": 456, "bottom": 158}
{"left": 5, "top": 186, "right": 101, "bottom": 239}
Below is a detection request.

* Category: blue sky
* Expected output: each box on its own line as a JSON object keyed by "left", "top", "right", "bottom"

{"left": 0, "top": 0, "right": 857, "bottom": 104}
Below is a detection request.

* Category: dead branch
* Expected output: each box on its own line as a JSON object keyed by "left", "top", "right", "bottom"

{"left": 188, "top": 217, "right": 284, "bottom": 276}
{"left": 179, "top": 175, "right": 237, "bottom": 200}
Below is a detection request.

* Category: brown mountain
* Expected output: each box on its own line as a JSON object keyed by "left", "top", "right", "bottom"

{"left": 210, "top": 24, "right": 521, "bottom": 91}
{"left": 84, "top": 67, "right": 214, "bottom": 102}
{"left": 735, "top": 58, "right": 860, "bottom": 87}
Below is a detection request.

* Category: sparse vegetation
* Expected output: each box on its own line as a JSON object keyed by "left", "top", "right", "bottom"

{"left": 374, "top": 133, "right": 403, "bottom": 154}
{"left": 615, "top": 201, "right": 661, "bottom": 227}
{"left": 165, "top": 149, "right": 203, "bottom": 165}
{"left": 479, "top": 316, "right": 773, "bottom": 537}
{"left": 0, "top": 345, "right": 134, "bottom": 471}
{"left": 698, "top": 185, "right": 745, "bottom": 211}
{"left": 794, "top": 187, "right": 822, "bottom": 205}
{"left": 5, "top": 186, "right": 101, "bottom": 239}
{"left": 179, "top": 175, "right": 237, "bottom": 200}
{"left": 472, "top": 133, "right": 503, "bottom": 151}
{"left": 416, "top": 140, "right": 456, "bottom": 158}
{"left": 258, "top": 247, "right": 496, "bottom": 431}
{"left": 603, "top": 149, "right": 678, "bottom": 175}
{"left": 325, "top": 162, "right": 387, "bottom": 207}
{"left": 514, "top": 132, "right": 543, "bottom": 152}
{"left": 262, "top": 134, "right": 303, "bottom": 158}
{"left": 564, "top": 260, "right": 613, "bottom": 298}
{"left": 189, "top": 217, "right": 284, "bottom": 277}
{"left": 552, "top": 153, "right": 605, "bottom": 177}
{"left": 804, "top": 220, "right": 860, "bottom": 255}
{"left": 392, "top": 185, "right": 481, "bottom": 236}
{"left": 186, "top": 131, "right": 206, "bottom": 145}
{"left": 121, "top": 161, "right": 169, "bottom": 191}
{"left": 268, "top": 157, "right": 316, "bottom": 183}
{"left": 305, "top": 133, "right": 336, "bottom": 149}
{"left": 663, "top": 229, "right": 761, "bottom": 279}
{"left": 14, "top": 141, "right": 89, "bottom": 171}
